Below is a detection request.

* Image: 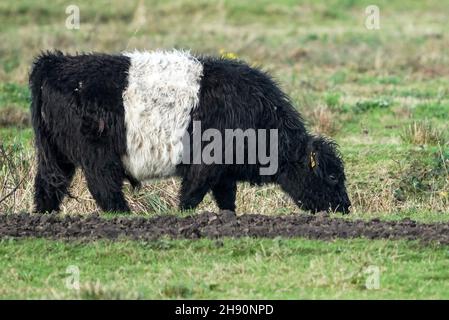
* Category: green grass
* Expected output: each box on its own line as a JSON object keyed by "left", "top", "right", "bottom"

{"left": 1, "top": 238, "right": 449, "bottom": 299}
{"left": 1, "top": 0, "right": 449, "bottom": 299}
{"left": 0, "top": 83, "right": 30, "bottom": 109}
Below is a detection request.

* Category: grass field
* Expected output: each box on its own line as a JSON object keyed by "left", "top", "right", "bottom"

{"left": 0, "top": 0, "right": 449, "bottom": 299}
{"left": 2, "top": 238, "right": 449, "bottom": 299}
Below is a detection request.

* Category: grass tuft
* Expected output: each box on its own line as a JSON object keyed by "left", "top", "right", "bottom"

{"left": 309, "top": 105, "right": 340, "bottom": 136}
{"left": 400, "top": 121, "right": 447, "bottom": 146}
{"left": 393, "top": 149, "right": 449, "bottom": 203}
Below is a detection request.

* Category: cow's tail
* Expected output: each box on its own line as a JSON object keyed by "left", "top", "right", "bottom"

{"left": 29, "top": 54, "right": 50, "bottom": 165}
{"left": 29, "top": 52, "right": 68, "bottom": 180}
{"left": 29, "top": 51, "right": 56, "bottom": 138}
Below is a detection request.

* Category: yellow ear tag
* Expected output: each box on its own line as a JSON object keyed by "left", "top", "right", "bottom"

{"left": 310, "top": 152, "right": 317, "bottom": 169}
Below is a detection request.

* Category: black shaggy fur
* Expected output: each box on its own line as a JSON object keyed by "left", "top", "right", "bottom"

{"left": 30, "top": 51, "right": 351, "bottom": 214}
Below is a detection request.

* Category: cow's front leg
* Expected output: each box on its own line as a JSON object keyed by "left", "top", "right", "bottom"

{"left": 178, "top": 165, "right": 221, "bottom": 211}
{"left": 179, "top": 178, "right": 211, "bottom": 211}
{"left": 211, "top": 178, "right": 237, "bottom": 212}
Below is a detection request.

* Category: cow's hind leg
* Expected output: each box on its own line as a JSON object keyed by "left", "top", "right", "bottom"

{"left": 211, "top": 178, "right": 237, "bottom": 211}
{"left": 34, "top": 142, "right": 75, "bottom": 213}
{"left": 82, "top": 154, "right": 130, "bottom": 213}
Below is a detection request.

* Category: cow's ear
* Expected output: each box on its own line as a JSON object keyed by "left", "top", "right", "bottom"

{"left": 309, "top": 151, "right": 318, "bottom": 170}
{"left": 306, "top": 136, "right": 323, "bottom": 176}
{"left": 309, "top": 150, "right": 323, "bottom": 178}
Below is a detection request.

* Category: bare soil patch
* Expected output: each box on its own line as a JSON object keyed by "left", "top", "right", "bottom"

{"left": 1, "top": 211, "right": 449, "bottom": 244}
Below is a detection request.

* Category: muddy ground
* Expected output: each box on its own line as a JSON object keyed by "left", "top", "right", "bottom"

{"left": 1, "top": 211, "right": 449, "bottom": 244}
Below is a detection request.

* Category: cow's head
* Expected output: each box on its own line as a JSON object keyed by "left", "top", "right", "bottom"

{"left": 281, "top": 136, "right": 351, "bottom": 213}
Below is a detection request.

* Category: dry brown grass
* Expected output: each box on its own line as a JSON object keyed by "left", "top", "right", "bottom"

{"left": 349, "top": 180, "right": 449, "bottom": 216}
{"left": 306, "top": 105, "right": 341, "bottom": 137}
{"left": 0, "top": 107, "right": 30, "bottom": 127}
{"left": 400, "top": 121, "right": 447, "bottom": 146}
{"left": 0, "top": 144, "right": 34, "bottom": 212}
